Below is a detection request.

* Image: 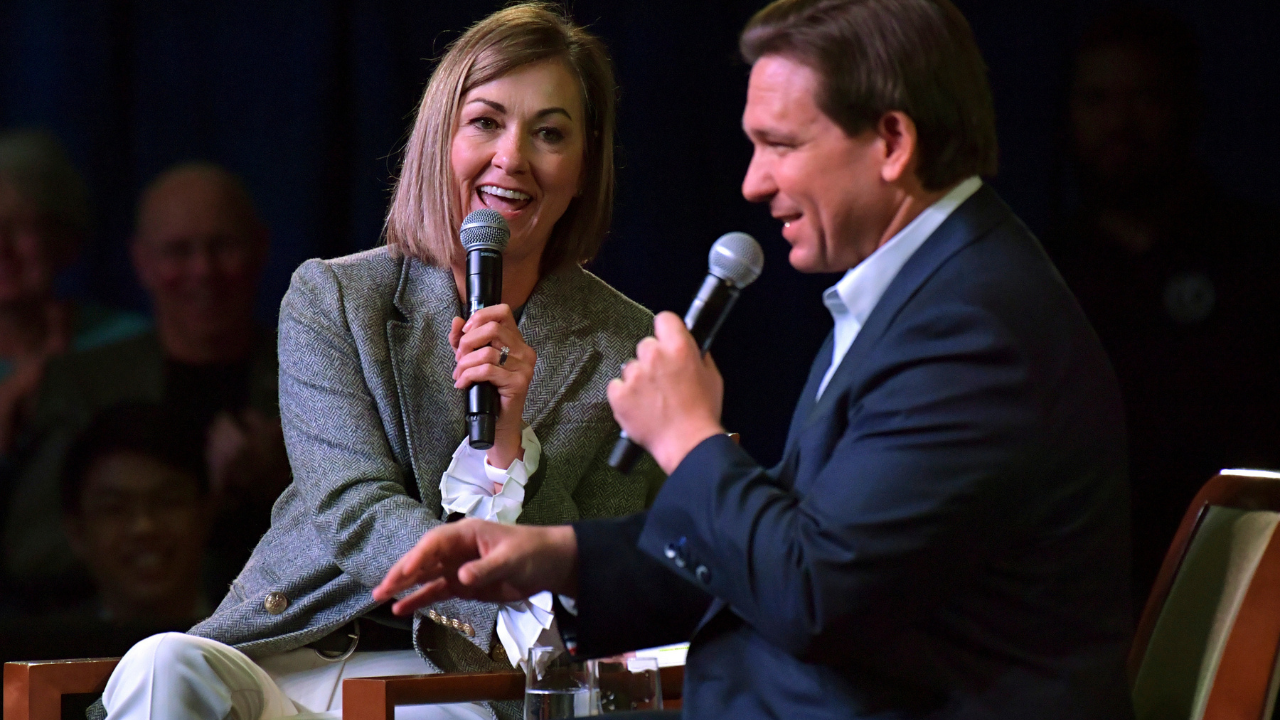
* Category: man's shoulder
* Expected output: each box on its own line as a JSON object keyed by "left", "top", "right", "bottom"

{"left": 915, "top": 190, "right": 1066, "bottom": 311}
{"left": 43, "top": 331, "right": 163, "bottom": 392}
{"left": 875, "top": 191, "right": 1104, "bottom": 382}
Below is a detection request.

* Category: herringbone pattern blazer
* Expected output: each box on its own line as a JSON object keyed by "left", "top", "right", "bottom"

{"left": 188, "top": 247, "right": 662, "bottom": 674}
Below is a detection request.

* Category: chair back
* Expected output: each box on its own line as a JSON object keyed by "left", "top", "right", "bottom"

{"left": 1130, "top": 470, "right": 1280, "bottom": 720}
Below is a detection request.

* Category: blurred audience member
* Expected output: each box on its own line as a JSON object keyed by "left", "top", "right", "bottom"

{"left": 0, "top": 405, "right": 207, "bottom": 668}
{"left": 0, "top": 130, "right": 148, "bottom": 453}
{"left": 1048, "top": 7, "right": 1280, "bottom": 606}
{"left": 62, "top": 404, "right": 211, "bottom": 623}
{"left": 3, "top": 163, "right": 286, "bottom": 607}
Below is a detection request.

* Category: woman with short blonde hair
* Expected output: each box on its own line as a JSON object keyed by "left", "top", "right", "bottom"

{"left": 386, "top": 2, "right": 617, "bottom": 275}
{"left": 93, "top": 6, "right": 661, "bottom": 719}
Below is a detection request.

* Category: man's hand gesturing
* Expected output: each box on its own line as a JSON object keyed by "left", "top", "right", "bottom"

{"left": 373, "top": 519, "right": 579, "bottom": 616}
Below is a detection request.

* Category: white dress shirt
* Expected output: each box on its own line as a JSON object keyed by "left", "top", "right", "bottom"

{"left": 816, "top": 176, "right": 983, "bottom": 399}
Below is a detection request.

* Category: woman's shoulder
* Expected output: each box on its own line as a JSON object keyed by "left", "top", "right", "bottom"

{"left": 549, "top": 266, "right": 654, "bottom": 339}
{"left": 286, "top": 246, "right": 442, "bottom": 312}
{"left": 290, "top": 246, "right": 401, "bottom": 291}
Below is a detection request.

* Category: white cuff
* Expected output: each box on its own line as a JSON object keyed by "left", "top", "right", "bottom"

{"left": 438, "top": 425, "right": 556, "bottom": 670}
{"left": 439, "top": 425, "right": 541, "bottom": 525}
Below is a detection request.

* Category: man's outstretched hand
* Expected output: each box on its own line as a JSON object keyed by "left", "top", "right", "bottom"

{"left": 373, "top": 518, "right": 580, "bottom": 616}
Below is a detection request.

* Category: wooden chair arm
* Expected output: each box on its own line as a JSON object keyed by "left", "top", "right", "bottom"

{"left": 4, "top": 658, "right": 120, "bottom": 720}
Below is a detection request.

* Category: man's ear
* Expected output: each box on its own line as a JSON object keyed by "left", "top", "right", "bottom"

{"left": 876, "top": 111, "right": 919, "bottom": 185}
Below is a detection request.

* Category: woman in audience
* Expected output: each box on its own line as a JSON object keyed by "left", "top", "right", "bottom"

{"left": 0, "top": 130, "right": 148, "bottom": 456}
{"left": 95, "top": 5, "right": 662, "bottom": 719}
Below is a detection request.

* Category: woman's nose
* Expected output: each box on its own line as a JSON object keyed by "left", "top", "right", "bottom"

{"left": 492, "top": 131, "right": 530, "bottom": 174}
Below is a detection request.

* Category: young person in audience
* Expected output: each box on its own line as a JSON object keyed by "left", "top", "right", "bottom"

{"left": 62, "top": 403, "right": 212, "bottom": 624}
{"left": 0, "top": 405, "right": 210, "bottom": 666}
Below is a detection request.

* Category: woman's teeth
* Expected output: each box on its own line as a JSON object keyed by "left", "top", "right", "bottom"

{"left": 479, "top": 185, "right": 531, "bottom": 201}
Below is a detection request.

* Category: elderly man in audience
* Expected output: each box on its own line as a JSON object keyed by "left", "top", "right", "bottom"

{"left": 3, "top": 163, "right": 286, "bottom": 608}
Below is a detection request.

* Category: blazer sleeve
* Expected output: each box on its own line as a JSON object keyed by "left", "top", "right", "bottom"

{"left": 277, "top": 260, "right": 443, "bottom": 590}
{"left": 571, "top": 440, "right": 664, "bottom": 519}
{"left": 637, "top": 297, "right": 1045, "bottom": 663}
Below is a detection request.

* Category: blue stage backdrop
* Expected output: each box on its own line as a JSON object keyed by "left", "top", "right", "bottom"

{"left": 2, "top": 0, "right": 1277, "bottom": 464}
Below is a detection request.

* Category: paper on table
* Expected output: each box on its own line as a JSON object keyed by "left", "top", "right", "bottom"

{"left": 632, "top": 643, "right": 689, "bottom": 668}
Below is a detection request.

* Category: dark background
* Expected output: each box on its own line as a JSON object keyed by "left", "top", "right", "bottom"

{"left": 2, "top": 0, "right": 1277, "bottom": 465}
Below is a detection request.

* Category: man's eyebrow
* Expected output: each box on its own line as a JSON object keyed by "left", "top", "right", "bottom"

{"left": 745, "top": 126, "right": 798, "bottom": 144}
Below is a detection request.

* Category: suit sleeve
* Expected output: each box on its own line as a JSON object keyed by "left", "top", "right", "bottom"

{"left": 278, "top": 260, "right": 444, "bottom": 591}
{"left": 637, "top": 298, "right": 1042, "bottom": 663}
{"left": 562, "top": 513, "right": 713, "bottom": 658}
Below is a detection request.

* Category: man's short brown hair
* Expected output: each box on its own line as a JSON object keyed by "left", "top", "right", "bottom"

{"left": 741, "top": 0, "right": 998, "bottom": 191}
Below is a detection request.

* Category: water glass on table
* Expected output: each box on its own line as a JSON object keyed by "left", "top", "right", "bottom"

{"left": 589, "top": 655, "right": 662, "bottom": 713}
{"left": 525, "top": 646, "right": 592, "bottom": 719}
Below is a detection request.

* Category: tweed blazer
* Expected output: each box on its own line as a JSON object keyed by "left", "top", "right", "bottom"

{"left": 188, "top": 247, "right": 661, "bottom": 672}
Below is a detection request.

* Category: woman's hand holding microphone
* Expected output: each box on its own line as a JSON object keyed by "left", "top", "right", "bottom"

{"left": 450, "top": 303, "right": 536, "bottom": 472}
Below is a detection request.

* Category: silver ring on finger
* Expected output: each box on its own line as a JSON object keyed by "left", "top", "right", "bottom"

{"left": 498, "top": 345, "right": 511, "bottom": 367}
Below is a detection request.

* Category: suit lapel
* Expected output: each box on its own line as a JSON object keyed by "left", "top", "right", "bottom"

{"left": 386, "top": 259, "right": 467, "bottom": 512}
{"left": 802, "top": 185, "right": 1011, "bottom": 429}
{"left": 519, "top": 269, "right": 594, "bottom": 430}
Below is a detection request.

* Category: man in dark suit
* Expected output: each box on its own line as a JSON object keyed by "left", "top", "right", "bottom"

{"left": 375, "top": 1, "right": 1134, "bottom": 718}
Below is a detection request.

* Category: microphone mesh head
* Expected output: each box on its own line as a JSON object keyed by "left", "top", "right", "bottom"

{"left": 708, "top": 232, "right": 764, "bottom": 289}
{"left": 459, "top": 209, "right": 510, "bottom": 251}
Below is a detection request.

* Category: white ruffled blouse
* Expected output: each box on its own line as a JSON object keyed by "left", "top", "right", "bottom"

{"left": 438, "top": 425, "right": 563, "bottom": 671}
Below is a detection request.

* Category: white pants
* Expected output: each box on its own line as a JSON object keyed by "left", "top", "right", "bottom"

{"left": 102, "top": 632, "right": 492, "bottom": 720}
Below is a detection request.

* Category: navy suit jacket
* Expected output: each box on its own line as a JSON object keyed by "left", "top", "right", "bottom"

{"left": 565, "top": 187, "right": 1134, "bottom": 719}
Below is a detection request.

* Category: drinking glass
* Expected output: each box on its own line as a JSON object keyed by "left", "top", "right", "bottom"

{"left": 524, "top": 646, "right": 592, "bottom": 719}
{"left": 589, "top": 655, "right": 663, "bottom": 713}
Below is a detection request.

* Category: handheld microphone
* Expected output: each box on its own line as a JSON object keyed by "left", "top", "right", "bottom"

{"left": 608, "top": 231, "right": 764, "bottom": 472}
{"left": 459, "top": 208, "right": 510, "bottom": 450}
